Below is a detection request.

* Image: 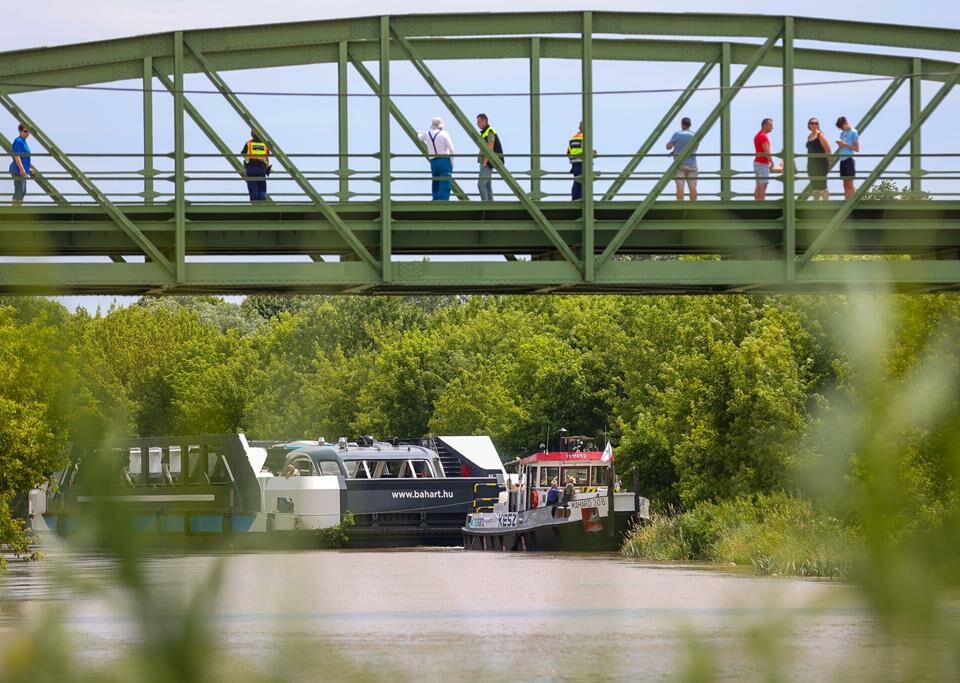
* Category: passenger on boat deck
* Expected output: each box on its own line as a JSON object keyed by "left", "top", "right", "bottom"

{"left": 546, "top": 479, "right": 560, "bottom": 506}
{"left": 282, "top": 463, "right": 299, "bottom": 478}
{"left": 561, "top": 476, "right": 576, "bottom": 505}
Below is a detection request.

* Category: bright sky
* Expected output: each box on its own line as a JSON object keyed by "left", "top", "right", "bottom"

{"left": 3, "top": 0, "right": 959, "bottom": 312}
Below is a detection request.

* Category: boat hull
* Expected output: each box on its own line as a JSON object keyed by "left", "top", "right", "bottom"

{"left": 462, "top": 509, "right": 637, "bottom": 552}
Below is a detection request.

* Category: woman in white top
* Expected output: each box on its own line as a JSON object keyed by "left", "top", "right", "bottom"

{"left": 417, "top": 117, "right": 455, "bottom": 201}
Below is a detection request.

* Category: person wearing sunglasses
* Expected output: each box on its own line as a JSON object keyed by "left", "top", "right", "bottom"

{"left": 806, "top": 118, "right": 832, "bottom": 201}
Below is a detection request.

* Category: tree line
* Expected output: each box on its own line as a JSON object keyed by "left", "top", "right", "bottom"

{"left": 1, "top": 290, "right": 959, "bottom": 564}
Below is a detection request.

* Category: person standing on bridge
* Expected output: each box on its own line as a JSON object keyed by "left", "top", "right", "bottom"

{"left": 240, "top": 130, "right": 271, "bottom": 203}
{"left": 567, "top": 122, "right": 584, "bottom": 201}
{"left": 806, "top": 117, "right": 832, "bottom": 201}
{"left": 753, "top": 118, "right": 778, "bottom": 201}
{"left": 417, "top": 117, "right": 455, "bottom": 201}
{"left": 666, "top": 117, "right": 698, "bottom": 201}
{"left": 8, "top": 124, "right": 35, "bottom": 207}
{"left": 835, "top": 116, "right": 860, "bottom": 200}
{"left": 476, "top": 113, "right": 502, "bottom": 201}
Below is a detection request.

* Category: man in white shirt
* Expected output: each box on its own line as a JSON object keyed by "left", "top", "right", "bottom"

{"left": 417, "top": 117, "right": 455, "bottom": 201}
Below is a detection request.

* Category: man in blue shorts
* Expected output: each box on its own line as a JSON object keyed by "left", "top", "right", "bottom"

{"left": 835, "top": 116, "right": 860, "bottom": 199}
{"left": 8, "top": 123, "right": 35, "bottom": 206}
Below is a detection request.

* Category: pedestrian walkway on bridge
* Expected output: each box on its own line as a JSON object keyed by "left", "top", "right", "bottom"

{"left": 0, "top": 11, "right": 959, "bottom": 295}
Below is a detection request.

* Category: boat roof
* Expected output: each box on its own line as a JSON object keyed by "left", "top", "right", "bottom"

{"left": 519, "top": 450, "right": 613, "bottom": 466}
{"left": 289, "top": 444, "right": 439, "bottom": 462}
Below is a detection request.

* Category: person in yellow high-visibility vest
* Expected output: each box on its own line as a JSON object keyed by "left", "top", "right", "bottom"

{"left": 567, "top": 122, "right": 585, "bottom": 200}
{"left": 239, "top": 130, "right": 271, "bottom": 202}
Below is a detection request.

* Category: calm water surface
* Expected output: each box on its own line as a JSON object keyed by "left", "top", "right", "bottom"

{"left": 0, "top": 549, "right": 881, "bottom": 680}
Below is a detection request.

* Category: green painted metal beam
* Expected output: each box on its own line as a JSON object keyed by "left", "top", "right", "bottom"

{"left": 390, "top": 26, "right": 583, "bottom": 273}
{"left": 581, "top": 11, "right": 595, "bottom": 282}
{"left": 3, "top": 14, "right": 957, "bottom": 79}
{"left": 0, "top": 132, "right": 66, "bottom": 204}
{"left": 911, "top": 57, "right": 923, "bottom": 196}
{"left": 174, "top": 32, "right": 186, "bottom": 283}
{"left": 347, "top": 52, "right": 469, "bottom": 201}
{"left": 602, "top": 55, "right": 717, "bottom": 201}
{"left": 379, "top": 17, "right": 392, "bottom": 283}
{"left": 0, "top": 90, "right": 174, "bottom": 274}
{"left": 529, "top": 37, "right": 542, "bottom": 200}
{"left": 2, "top": 32, "right": 959, "bottom": 95}
{"left": 595, "top": 29, "right": 782, "bottom": 271}
{"left": 5, "top": 257, "right": 960, "bottom": 296}
{"left": 181, "top": 37, "right": 382, "bottom": 273}
{"left": 798, "top": 64, "right": 960, "bottom": 266}
{"left": 720, "top": 43, "right": 732, "bottom": 201}
{"left": 783, "top": 18, "right": 796, "bottom": 280}
{"left": 338, "top": 41, "right": 350, "bottom": 202}
{"left": 142, "top": 56, "right": 155, "bottom": 205}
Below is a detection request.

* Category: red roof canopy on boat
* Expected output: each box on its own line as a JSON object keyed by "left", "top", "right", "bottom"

{"left": 519, "top": 450, "right": 613, "bottom": 466}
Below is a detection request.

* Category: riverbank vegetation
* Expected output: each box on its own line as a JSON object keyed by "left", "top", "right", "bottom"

{"left": 0, "top": 293, "right": 959, "bottom": 578}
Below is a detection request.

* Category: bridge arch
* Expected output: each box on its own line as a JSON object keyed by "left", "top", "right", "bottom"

{"left": 0, "top": 12, "right": 958, "bottom": 295}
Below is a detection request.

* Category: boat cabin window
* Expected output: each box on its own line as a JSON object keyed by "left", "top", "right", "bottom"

{"left": 367, "top": 460, "right": 402, "bottom": 478}
{"left": 539, "top": 467, "right": 560, "bottom": 487}
{"left": 399, "top": 459, "right": 435, "bottom": 479}
{"left": 589, "top": 466, "right": 609, "bottom": 487}
{"left": 186, "top": 449, "right": 232, "bottom": 484}
{"left": 317, "top": 461, "right": 342, "bottom": 477}
{"left": 561, "top": 466, "right": 590, "bottom": 486}
{"left": 290, "top": 455, "right": 316, "bottom": 476}
{"left": 346, "top": 461, "right": 370, "bottom": 479}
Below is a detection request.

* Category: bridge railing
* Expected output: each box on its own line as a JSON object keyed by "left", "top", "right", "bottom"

{"left": 4, "top": 150, "right": 958, "bottom": 205}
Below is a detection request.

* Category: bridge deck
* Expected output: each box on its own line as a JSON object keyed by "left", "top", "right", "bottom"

{"left": 2, "top": 200, "right": 959, "bottom": 295}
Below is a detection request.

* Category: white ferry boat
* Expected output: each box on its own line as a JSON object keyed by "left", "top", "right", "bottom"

{"left": 31, "top": 433, "right": 507, "bottom": 547}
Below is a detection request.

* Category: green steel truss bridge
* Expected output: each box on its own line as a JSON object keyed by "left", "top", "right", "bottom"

{"left": 1, "top": 12, "right": 959, "bottom": 295}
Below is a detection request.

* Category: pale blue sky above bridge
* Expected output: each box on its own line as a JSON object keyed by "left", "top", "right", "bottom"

{"left": 2, "top": 0, "right": 959, "bottom": 312}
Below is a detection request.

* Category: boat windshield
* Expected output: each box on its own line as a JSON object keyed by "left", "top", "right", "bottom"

{"left": 560, "top": 466, "right": 590, "bottom": 486}
{"left": 349, "top": 459, "right": 438, "bottom": 479}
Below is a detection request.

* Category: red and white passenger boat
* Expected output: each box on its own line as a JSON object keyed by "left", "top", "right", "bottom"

{"left": 462, "top": 441, "right": 649, "bottom": 552}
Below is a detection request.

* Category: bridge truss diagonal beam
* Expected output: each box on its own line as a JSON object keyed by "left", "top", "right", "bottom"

{"left": 0, "top": 90, "right": 175, "bottom": 275}
{"left": 153, "top": 69, "right": 244, "bottom": 176}
{"left": 798, "top": 64, "right": 960, "bottom": 267}
{"left": 602, "top": 55, "right": 718, "bottom": 201}
{"left": 0, "top": 132, "right": 67, "bottom": 205}
{"left": 348, "top": 52, "right": 469, "bottom": 202}
{"left": 181, "top": 38, "right": 382, "bottom": 274}
{"left": 390, "top": 24, "right": 584, "bottom": 274}
{"left": 595, "top": 29, "right": 782, "bottom": 271}
{"left": 796, "top": 70, "right": 907, "bottom": 201}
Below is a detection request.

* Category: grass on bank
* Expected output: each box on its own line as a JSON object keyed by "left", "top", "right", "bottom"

{"left": 621, "top": 493, "right": 857, "bottom": 578}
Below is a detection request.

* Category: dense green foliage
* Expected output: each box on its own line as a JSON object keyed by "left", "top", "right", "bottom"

{"left": 622, "top": 494, "right": 857, "bottom": 577}
{"left": 1, "top": 292, "right": 960, "bottom": 576}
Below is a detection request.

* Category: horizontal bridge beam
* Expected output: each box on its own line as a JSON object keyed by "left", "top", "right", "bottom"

{"left": 3, "top": 258, "right": 959, "bottom": 297}
{"left": 4, "top": 202, "right": 960, "bottom": 258}
{"left": 1, "top": 19, "right": 958, "bottom": 93}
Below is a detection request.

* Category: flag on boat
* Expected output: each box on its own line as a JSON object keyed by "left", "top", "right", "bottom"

{"left": 601, "top": 440, "right": 613, "bottom": 462}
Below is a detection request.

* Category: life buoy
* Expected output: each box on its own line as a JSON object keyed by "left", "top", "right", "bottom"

{"left": 530, "top": 488, "right": 540, "bottom": 508}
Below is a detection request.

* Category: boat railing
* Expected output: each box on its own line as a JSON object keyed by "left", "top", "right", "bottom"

{"left": 471, "top": 481, "right": 499, "bottom": 513}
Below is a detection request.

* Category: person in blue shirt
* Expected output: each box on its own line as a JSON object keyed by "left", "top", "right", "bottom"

{"left": 545, "top": 478, "right": 560, "bottom": 506}
{"left": 8, "top": 123, "right": 35, "bottom": 206}
{"left": 835, "top": 116, "right": 860, "bottom": 199}
{"left": 666, "top": 117, "right": 698, "bottom": 201}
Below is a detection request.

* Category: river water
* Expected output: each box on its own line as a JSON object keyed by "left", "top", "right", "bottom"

{"left": 0, "top": 548, "right": 894, "bottom": 680}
